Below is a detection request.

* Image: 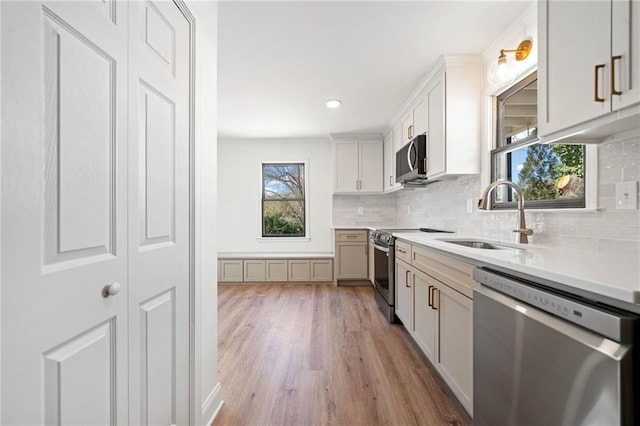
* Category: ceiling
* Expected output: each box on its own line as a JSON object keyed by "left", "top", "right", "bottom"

{"left": 217, "top": 1, "right": 531, "bottom": 140}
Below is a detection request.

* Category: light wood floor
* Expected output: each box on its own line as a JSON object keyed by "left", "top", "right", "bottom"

{"left": 214, "top": 284, "right": 470, "bottom": 426}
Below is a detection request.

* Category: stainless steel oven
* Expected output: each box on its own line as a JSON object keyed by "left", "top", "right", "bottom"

{"left": 473, "top": 267, "right": 639, "bottom": 425}
{"left": 372, "top": 228, "right": 452, "bottom": 323}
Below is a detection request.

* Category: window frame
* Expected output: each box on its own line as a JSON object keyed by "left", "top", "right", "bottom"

{"left": 260, "top": 161, "right": 309, "bottom": 239}
{"left": 491, "top": 72, "right": 587, "bottom": 210}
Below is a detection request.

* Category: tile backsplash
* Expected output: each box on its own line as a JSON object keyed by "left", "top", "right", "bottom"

{"left": 333, "top": 134, "right": 640, "bottom": 255}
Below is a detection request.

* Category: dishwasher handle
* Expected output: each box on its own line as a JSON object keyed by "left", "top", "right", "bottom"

{"left": 473, "top": 267, "right": 637, "bottom": 344}
{"left": 474, "top": 284, "right": 631, "bottom": 360}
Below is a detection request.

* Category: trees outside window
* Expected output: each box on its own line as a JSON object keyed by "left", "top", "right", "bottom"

{"left": 492, "top": 72, "right": 585, "bottom": 209}
{"left": 262, "top": 163, "right": 305, "bottom": 237}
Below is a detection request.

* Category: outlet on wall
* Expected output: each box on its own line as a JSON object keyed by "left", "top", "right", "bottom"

{"left": 407, "top": 205, "right": 411, "bottom": 215}
{"left": 357, "top": 206, "right": 364, "bottom": 215}
{"left": 615, "top": 181, "right": 638, "bottom": 210}
{"left": 466, "top": 199, "right": 473, "bottom": 213}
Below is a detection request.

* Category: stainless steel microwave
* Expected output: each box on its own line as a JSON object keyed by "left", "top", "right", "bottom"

{"left": 396, "top": 134, "right": 428, "bottom": 184}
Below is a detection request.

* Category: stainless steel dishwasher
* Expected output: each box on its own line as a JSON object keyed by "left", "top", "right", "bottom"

{"left": 473, "top": 267, "right": 638, "bottom": 426}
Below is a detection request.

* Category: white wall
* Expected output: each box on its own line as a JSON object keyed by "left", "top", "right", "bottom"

{"left": 218, "top": 138, "right": 334, "bottom": 254}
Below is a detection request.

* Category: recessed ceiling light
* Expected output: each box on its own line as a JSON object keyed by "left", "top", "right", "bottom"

{"left": 326, "top": 99, "right": 341, "bottom": 109}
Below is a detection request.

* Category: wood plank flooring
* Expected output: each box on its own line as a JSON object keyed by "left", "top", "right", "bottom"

{"left": 214, "top": 284, "right": 470, "bottom": 426}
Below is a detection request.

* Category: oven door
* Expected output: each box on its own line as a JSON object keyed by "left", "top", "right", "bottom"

{"left": 373, "top": 243, "right": 394, "bottom": 306}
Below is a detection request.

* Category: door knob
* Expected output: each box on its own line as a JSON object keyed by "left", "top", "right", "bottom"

{"left": 102, "top": 282, "right": 121, "bottom": 298}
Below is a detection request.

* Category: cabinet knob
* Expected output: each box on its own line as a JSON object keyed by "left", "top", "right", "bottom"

{"left": 102, "top": 282, "right": 121, "bottom": 298}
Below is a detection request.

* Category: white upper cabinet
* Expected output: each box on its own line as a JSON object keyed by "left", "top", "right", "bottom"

{"left": 383, "top": 127, "right": 403, "bottom": 192}
{"left": 426, "top": 73, "right": 446, "bottom": 178}
{"left": 539, "top": 0, "right": 640, "bottom": 137}
{"left": 333, "top": 137, "right": 383, "bottom": 193}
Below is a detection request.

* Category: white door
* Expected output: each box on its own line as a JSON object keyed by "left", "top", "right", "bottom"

{"left": 1, "top": 2, "right": 129, "bottom": 423}
{"left": 1, "top": 1, "right": 191, "bottom": 424}
{"left": 128, "top": 1, "right": 191, "bottom": 424}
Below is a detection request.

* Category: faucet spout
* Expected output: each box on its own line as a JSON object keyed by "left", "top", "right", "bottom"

{"left": 478, "top": 180, "right": 534, "bottom": 244}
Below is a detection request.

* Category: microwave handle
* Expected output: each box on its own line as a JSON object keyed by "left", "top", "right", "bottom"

{"left": 407, "top": 140, "right": 415, "bottom": 171}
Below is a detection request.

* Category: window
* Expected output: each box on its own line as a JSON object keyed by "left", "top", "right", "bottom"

{"left": 262, "top": 163, "right": 306, "bottom": 237}
{"left": 492, "top": 72, "right": 586, "bottom": 209}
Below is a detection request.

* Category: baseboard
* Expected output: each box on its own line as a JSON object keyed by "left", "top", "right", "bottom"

{"left": 202, "top": 382, "right": 224, "bottom": 426}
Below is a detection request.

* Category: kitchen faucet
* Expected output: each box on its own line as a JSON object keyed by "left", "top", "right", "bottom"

{"left": 478, "top": 180, "right": 534, "bottom": 244}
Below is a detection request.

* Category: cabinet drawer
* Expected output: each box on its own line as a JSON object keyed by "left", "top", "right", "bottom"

{"left": 412, "top": 245, "right": 475, "bottom": 298}
{"left": 395, "top": 240, "right": 412, "bottom": 263}
{"left": 336, "top": 230, "right": 368, "bottom": 242}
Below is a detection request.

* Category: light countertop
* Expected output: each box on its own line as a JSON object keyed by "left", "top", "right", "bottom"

{"left": 393, "top": 231, "right": 640, "bottom": 310}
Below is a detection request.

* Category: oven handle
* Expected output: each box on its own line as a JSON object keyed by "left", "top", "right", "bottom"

{"left": 373, "top": 244, "right": 390, "bottom": 253}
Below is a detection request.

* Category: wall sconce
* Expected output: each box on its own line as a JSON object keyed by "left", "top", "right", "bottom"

{"left": 487, "top": 39, "right": 533, "bottom": 87}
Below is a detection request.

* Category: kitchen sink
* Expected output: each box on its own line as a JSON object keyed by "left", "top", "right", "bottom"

{"left": 438, "top": 239, "right": 525, "bottom": 250}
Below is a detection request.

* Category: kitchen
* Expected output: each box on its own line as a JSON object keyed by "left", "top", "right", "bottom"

{"left": 217, "top": 1, "right": 639, "bottom": 425}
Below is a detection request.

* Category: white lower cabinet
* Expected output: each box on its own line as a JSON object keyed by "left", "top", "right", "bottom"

{"left": 395, "top": 259, "right": 413, "bottom": 329}
{"left": 412, "top": 269, "right": 437, "bottom": 363}
{"left": 395, "top": 239, "right": 474, "bottom": 416}
{"left": 436, "top": 281, "right": 473, "bottom": 414}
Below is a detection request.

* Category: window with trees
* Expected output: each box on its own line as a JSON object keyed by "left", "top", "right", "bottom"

{"left": 492, "top": 72, "right": 585, "bottom": 209}
{"left": 262, "top": 163, "right": 306, "bottom": 237}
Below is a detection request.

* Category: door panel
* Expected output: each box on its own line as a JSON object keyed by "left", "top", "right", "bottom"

{"left": 140, "top": 290, "right": 176, "bottom": 425}
{"left": 129, "top": 1, "right": 191, "bottom": 424}
{"left": 44, "top": 321, "right": 115, "bottom": 425}
{"left": 139, "top": 81, "right": 175, "bottom": 245}
{"left": 43, "top": 10, "right": 116, "bottom": 262}
{"left": 1, "top": 2, "right": 129, "bottom": 424}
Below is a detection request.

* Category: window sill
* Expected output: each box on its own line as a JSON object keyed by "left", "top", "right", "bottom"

{"left": 256, "top": 237, "right": 311, "bottom": 242}
{"left": 478, "top": 207, "right": 604, "bottom": 214}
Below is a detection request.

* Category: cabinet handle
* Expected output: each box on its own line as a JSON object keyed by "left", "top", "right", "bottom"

{"left": 346, "top": 235, "right": 357, "bottom": 239}
{"left": 389, "top": 175, "right": 393, "bottom": 187}
{"left": 397, "top": 248, "right": 406, "bottom": 254}
{"left": 423, "top": 157, "right": 428, "bottom": 173}
{"left": 430, "top": 286, "right": 438, "bottom": 310}
{"left": 427, "top": 285, "right": 433, "bottom": 307}
{"left": 594, "top": 64, "right": 606, "bottom": 102}
{"left": 406, "top": 270, "right": 411, "bottom": 288}
{"left": 409, "top": 125, "right": 414, "bottom": 139}
{"left": 611, "top": 55, "right": 622, "bottom": 96}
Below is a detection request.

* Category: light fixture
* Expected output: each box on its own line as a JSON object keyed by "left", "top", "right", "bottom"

{"left": 487, "top": 39, "right": 533, "bottom": 87}
{"left": 326, "top": 99, "right": 341, "bottom": 109}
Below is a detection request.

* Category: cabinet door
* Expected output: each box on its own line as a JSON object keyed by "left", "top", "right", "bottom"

{"left": 310, "top": 259, "right": 333, "bottom": 282}
{"left": 612, "top": 0, "right": 640, "bottom": 110}
{"left": 266, "top": 260, "right": 288, "bottom": 282}
{"left": 401, "top": 110, "right": 414, "bottom": 144}
{"left": 288, "top": 260, "right": 311, "bottom": 281}
{"left": 219, "top": 260, "right": 243, "bottom": 282}
{"left": 539, "top": 0, "right": 611, "bottom": 136}
{"left": 426, "top": 74, "right": 446, "bottom": 178}
{"left": 336, "top": 243, "right": 368, "bottom": 279}
{"left": 413, "top": 270, "right": 437, "bottom": 363}
{"left": 358, "top": 140, "right": 383, "bottom": 192}
{"left": 395, "top": 260, "right": 413, "bottom": 329}
{"left": 383, "top": 132, "right": 394, "bottom": 191}
{"left": 244, "top": 260, "right": 266, "bottom": 282}
{"left": 413, "top": 96, "right": 428, "bottom": 137}
{"left": 334, "top": 140, "right": 359, "bottom": 192}
{"left": 436, "top": 283, "right": 473, "bottom": 415}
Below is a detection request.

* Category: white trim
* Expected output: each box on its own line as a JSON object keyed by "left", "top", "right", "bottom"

{"left": 0, "top": 0, "right": 3, "bottom": 417}
{"left": 201, "top": 383, "right": 224, "bottom": 426}
{"left": 260, "top": 159, "right": 310, "bottom": 239}
{"left": 257, "top": 237, "right": 311, "bottom": 242}
{"left": 183, "top": 1, "right": 218, "bottom": 424}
